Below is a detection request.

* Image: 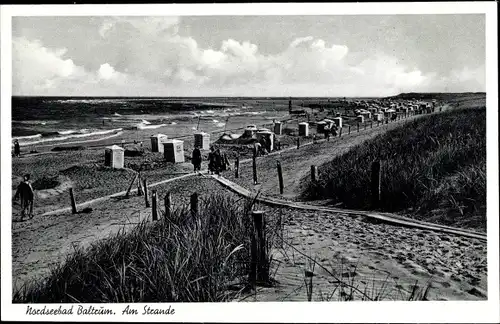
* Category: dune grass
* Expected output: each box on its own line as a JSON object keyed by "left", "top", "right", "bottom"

{"left": 13, "top": 194, "right": 282, "bottom": 303}
{"left": 302, "top": 107, "right": 486, "bottom": 231}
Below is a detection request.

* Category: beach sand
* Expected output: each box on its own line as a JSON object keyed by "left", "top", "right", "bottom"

{"left": 12, "top": 176, "right": 487, "bottom": 301}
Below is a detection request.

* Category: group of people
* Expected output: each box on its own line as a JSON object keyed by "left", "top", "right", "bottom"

{"left": 324, "top": 124, "right": 339, "bottom": 141}
{"left": 191, "top": 145, "right": 230, "bottom": 175}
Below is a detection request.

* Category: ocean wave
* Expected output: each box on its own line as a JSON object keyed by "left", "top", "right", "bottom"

{"left": 57, "top": 99, "right": 128, "bottom": 104}
{"left": 58, "top": 130, "right": 78, "bottom": 135}
{"left": 15, "top": 128, "right": 123, "bottom": 146}
{"left": 13, "top": 134, "right": 42, "bottom": 141}
{"left": 136, "top": 123, "right": 167, "bottom": 130}
{"left": 12, "top": 120, "right": 54, "bottom": 126}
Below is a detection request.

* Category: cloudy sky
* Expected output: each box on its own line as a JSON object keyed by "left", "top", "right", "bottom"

{"left": 12, "top": 15, "right": 485, "bottom": 97}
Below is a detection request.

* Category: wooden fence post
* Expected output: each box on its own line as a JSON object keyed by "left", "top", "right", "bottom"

{"left": 371, "top": 161, "right": 382, "bottom": 209}
{"left": 125, "top": 172, "right": 139, "bottom": 198}
{"left": 164, "top": 192, "right": 171, "bottom": 219}
{"left": 296, "top": 137, "right": 300, "bottom": 149}
{"left": 277, "top": 161, "right": 284, "bottom": 194}
{"left": 311, "top": 165, "right": 318, "bottom": 182}
{"left": 252, "top": 155, "right": 258, "bottom": 185}
{"left": 357, "top": 123, "right": 360, "bottom": 132}
{"left": 137, "top": 173, "right": 143, "bottom": 196}
{"left": 251, "top": 210, "right": 268, "bottom": 283}
{"left": 339, "top": 127, "right": 342, "bottom": 137}
{"left": 235, "top": 156, "right": 240, "bottom": 178}
{"left": 190, "top": 192, "right": 198, "bottom": 218}
{"left": 348, "top": 125, "right": 351, "bottom": 134}
{"left": 143, "top": 178, "right": 150, "bottom": 208}
{"left": 69, "top": 188, "right": 78, "bottom": 214}
{"left": 151, "top": 190, "right": 158, "bottom": 221}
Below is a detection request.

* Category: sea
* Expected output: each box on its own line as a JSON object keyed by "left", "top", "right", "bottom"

{"left": 11, "top": 96, "right": 299, "bottom": 146}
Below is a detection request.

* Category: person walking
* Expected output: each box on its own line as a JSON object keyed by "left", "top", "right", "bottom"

{"left": 324, "top": 126, "right": 331, "bottom": 141}
{"left": 330, "top": 124, "right": 338, "bottom": 137}
{"left": 13, "top": 174, "right": 34, "bottom": 221}
{"left": 14, "top": 139, "right": 21, "bottom": 157}
{"left": 208, "top": 146, "right": 216, "bottom": 174}
{"left": 192, "top": 146, "right": 202, "bottom": 172}
{"left": 254, "top": 141, "right": 262, "bottom": 157}
{"left": 214, "top": 148, "right": 223, "bottom": 175}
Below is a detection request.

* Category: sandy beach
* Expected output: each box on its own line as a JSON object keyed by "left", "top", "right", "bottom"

{"left": 11, "top": 102, "right": 487, "bottom": 301}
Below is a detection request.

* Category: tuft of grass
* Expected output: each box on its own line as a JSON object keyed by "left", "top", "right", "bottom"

{"left": 302, "top": 107, "right": 486, "bottom": 231}
{"left": 13, "top": 194, "right": 280, "bottom": 303}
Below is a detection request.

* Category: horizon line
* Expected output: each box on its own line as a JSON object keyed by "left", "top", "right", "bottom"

{"left": 11, "top": 91, "right": 486, "bottom": 99}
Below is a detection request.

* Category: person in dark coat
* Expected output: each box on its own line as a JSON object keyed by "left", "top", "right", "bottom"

{"left": 214, "top": 148, "right": 223, "bottom": 175}
{"left": 265, "top": 136, "right": 272, "bottom": 152}
{"left": 254, "top": 142, "right": 262, "bottom": 157}
{"left": 192, "top": 146, "right": 202, "bottom": 172}
{"left": 330, "top": 125, "right": 338, "bottom": 137}
{"left": 324, "top": 126, "right": 331, "bottom": 141}
{"left": 208, "top": 146, "right": 216, "bottom": 174}
{"left": 14, "top": 139, "right": 21, "bottom": 157}
{"left": 13, "top": 174, "right": 34, "bottom": 221}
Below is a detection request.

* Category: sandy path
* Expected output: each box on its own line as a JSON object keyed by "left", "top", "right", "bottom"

{"left": 239, "top": 206, "right": 487, "bottom": 301}
{"left": 213, "top": 175, "right": 485, "bottom": 240}
{"left": 12, "top": 174, "right": 486, "bottom": 301}
{"left": 11, "top": 175, "right": 238, "bottom": 292}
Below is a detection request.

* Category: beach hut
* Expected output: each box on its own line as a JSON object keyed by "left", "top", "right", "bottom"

{"left": 373, "top": 113, "right": 383, "bottom": 121}
{"left": 316, "top": 121, "right": 327, "bottom": 134}
{"left": 150, "top": 134, "right": 168, "bottom": 153}
{"left": 104, "top": 145, "right": 125, "bottom": 169}
{"left": 256, "top": 130, "right": 274, "bottom": 152}
{"left": 333, "top": 117, "right": 343, "bottom": 129}
{"left": 298, "top": 122, "right": 309, "bottom": 137}
{"left": 356, "top": 115, "right": 364, "bottom": 123}
{"left": 243, "top": 125, "right": 258, "bottom": 138}
{"left": 163, "top": 139, "right": 185, "bottom": 163}
{"left": 194, "top": 132, "right": 210, "bottom": 150}
{"left": 273, "top": 121, "right": 283, "bottom": 135}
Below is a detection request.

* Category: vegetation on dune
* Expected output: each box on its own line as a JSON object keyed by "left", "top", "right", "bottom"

{"left": 61, "top": 165, "right": 136, "bottom": 190}
{"left": 302, "top": 107, "right": 486, "bottom": 231}
{"left": 13, "top": 194, "right": 280, "bottom": 303}
{"left": 31, "top": 176, "right": 60, "bottom": 190}
{"left": 51, "top": 146, "right": 85, "bottom": 152}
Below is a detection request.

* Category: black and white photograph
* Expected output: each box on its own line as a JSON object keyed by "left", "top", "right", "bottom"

{"left": 1, "top": 2, "right": 498, "bottom": 322}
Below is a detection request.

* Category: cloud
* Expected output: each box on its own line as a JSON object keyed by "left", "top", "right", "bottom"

{"left": 13, "top": 37, "right": 86, "bottom": 94}
{"left": 12, "top": 19, "right": 485, "bottom": 97}
{"left": 98, "top": 63, "right": 115, "bottom": 80}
